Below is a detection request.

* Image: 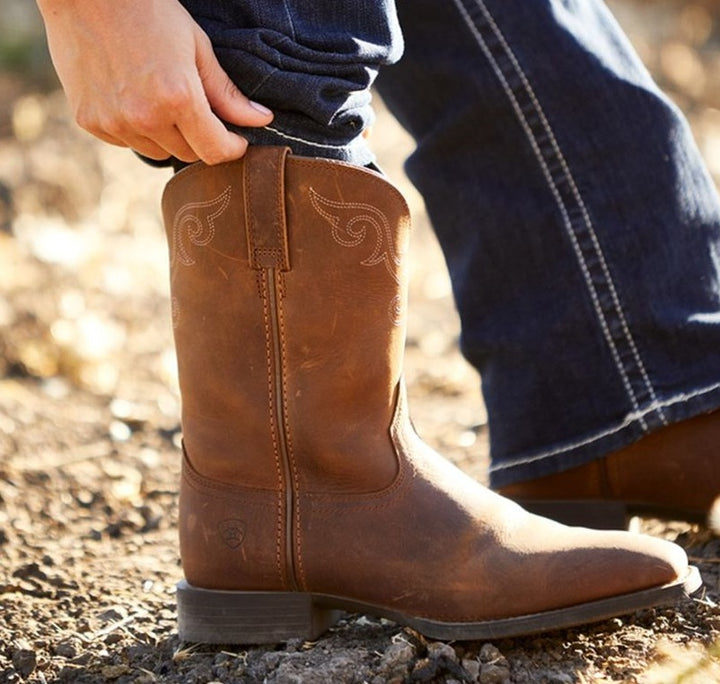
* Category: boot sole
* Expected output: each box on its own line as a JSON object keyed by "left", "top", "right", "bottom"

{"left": 176, "top": 566, "right": 702, "bottom": 644}
{"left": 516, "top": 500, "right": 709, "bottom": 529}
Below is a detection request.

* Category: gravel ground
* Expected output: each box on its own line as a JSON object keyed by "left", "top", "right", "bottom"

{"left": 3, "top": 2, "right": 720, "bottom": 682}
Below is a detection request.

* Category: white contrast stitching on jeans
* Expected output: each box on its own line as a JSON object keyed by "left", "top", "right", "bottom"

{"left": 489, "top": 379, "right": 720, "bottom": 472}
{"left": 477, "top": 3, "right": 666, "bottom": 426}
{"left": 452, "top": 0, "right": 668, "bottom": 432}
{"left": 449, "top": 0, "right": 641, "bottom": 425}
{"left": 263, "top": 125, "right": 356, "bottom": 150}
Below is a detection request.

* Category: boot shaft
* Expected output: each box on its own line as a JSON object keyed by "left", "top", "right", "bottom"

{"left": 162, "top": 148, "right": 412, "bottom": 495}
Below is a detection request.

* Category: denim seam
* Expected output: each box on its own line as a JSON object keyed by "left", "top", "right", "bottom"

{"left": 280, "top": 0, "right": 297, "bottom": 41}
{"left": 452, "top": 0, "right": 667, "bottom": 431}
{"left": 489, "top": 378, "right": 720, "bottom": 473}
{"left": 263, "top": 125, "right": 357, "bottom": 150}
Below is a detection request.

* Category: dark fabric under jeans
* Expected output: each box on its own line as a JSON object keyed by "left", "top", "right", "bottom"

{"left": 179, "top": 0, "right": 720, "bottom": 487}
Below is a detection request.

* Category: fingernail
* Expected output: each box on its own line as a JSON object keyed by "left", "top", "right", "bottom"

{"left": 249, "top": 100, "right": 272, "bottom": 116}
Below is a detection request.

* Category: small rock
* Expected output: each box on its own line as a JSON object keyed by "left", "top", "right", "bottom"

{"left": 133, "top": 675, "right": 156, "bottom": 684}
{"left": 427, "top": 641, "right": 458, "bottom": 662}
{"left": 213, "top": 653, "right": 232, "bottom": 666}
{"left": 380, "top": 640, "right": 416, "bottom": 679}
{"left": 71, "top": 652, "right": 92, "bottom": 666}
{"left": 98, "top": 606, "right": 127, "bottom": 622}
{"left": 479, "top": 643, "right": 504, "bottom": 663}
{"left": 59, "top": 665, "right": 83, "bottom": 683}
{"left": 12, "top": 562, "right": 47, "bottom": 581}
{"left": 284, "top": 638, "right": 304, "bottom": 652}
{"left": 381, "top": 640, "right": 415, "bottom": 667}
{"left": 480, "top": 662, "right": 511, "bottom": 684}
{"left": 462, "top": 658, "right": 481, "bottom": 681}
{"left": 54, "top": 640, "right": 78, "bottom": 659}
{"left": 11, "top": 649, "right": 36, "bottom": 678}
{"left": 104, "top": 632, "right": 124, "bottom": 645}
{"left": 101, "top": 664, "right": 130, "bottom": 678}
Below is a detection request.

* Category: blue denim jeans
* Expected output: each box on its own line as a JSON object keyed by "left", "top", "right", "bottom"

{"left": 180, "top": 0, "right": 720, "bottom": 487}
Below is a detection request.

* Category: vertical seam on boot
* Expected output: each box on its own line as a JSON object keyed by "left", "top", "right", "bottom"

{"left": 260, "top": 271, "right": 288, "bottom": 589}
{"left": 267, "top": 269, "right": 300, "bottom": 592}
{"left": 276, "top": 275, "right": 307, "bottom": 591}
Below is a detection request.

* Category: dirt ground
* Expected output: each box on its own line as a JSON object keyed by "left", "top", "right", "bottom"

{"left": 4, "top": 2, "right": 720, "bottom": 682}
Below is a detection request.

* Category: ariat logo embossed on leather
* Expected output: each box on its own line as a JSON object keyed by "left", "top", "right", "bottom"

{"left": 171, "top": 186, "right": 232, "bottom": 267}
{"left": 218, "top": 519, "right": 247, "bottom": 550}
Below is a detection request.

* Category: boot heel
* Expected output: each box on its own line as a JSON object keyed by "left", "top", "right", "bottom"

{"left": 176, "top": 580, "right": 343, "bottom": 644}
{"left": 518, "top": 500, "right": 629, "bottom": 530}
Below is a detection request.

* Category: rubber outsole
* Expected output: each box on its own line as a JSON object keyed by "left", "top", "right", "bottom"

{"left": 176, "top": 566, "right": 703, "bottom": 644}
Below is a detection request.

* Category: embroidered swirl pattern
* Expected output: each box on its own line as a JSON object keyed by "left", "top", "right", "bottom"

{"left": 309, "top": 187, "right": 407, "bottom": 325}
{"left": 171, "top": 186, "right": 232, "bottom": 267}
{"left": 309, "top": 188, "right": 403, "bottom": 284}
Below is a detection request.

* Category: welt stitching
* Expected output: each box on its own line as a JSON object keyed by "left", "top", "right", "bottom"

{"left": 474, "top": 0, "right": 665, "bottom": 425}
{"left": 260, "top": 272, "right": 286, "bottom": 587}
{"left": 452, "top": 0, "right": 657, "bottom": 428}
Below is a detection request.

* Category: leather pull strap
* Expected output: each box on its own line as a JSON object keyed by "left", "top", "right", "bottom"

{"left": 244, "top": 146, "right": 292, "bottom": 271}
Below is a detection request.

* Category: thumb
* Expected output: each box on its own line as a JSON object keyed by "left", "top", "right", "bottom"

{"left": 194, "top": 31, "right": 273, "bottom": 128}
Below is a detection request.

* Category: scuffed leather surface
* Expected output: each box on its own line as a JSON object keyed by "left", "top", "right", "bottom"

{"left": 163, "top": 149, "right": 687, "bottom": 620}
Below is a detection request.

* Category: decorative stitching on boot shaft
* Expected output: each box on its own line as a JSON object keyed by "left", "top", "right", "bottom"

{"left": 309, "top": 187, "right": 407, "bottom": 326}
{"left": 170, "top": 186, "right": 231, "bottom": 267}
{"left": 309, "top": 188, "right": 402, "bottom": 284}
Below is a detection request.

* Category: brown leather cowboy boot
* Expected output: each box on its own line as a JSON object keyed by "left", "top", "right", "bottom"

{"left": 499, "top": 410, "right": 720, "bottom": 529}
{"left": 161, "top": 146, "right": 700, "bottom": 645}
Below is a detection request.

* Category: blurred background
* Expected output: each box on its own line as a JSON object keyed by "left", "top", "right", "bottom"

{"left": 3, "top": 0, "right": 720, "bottom": 472}
{"left": 3, "top": 3, "right": 720, "bottom": 681}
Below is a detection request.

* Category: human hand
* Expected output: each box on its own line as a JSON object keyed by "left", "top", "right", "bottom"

{"left": 35, "top": 0, "right": 273, "bottom": 164}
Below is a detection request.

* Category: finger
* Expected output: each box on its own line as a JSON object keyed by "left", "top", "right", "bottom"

{"left": 82, "top": 102, "right": 201, "bottom": 162}
{"left": 174, "top": 82, "right": 250, "bottom": 164}
{"left": 131, "top": 124, "right": 199, "bottom": 163}
{"left": 178, "top": 107, "right": 249, "bottom": 165}
{"left": 126, "top": 135, "right": 182, "bottom": 161}
{"left": 92, "top": 125, "right": 191, "bottom": 162}
{"left": 194, "top": 31, "right": 273, "bottom": 128}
